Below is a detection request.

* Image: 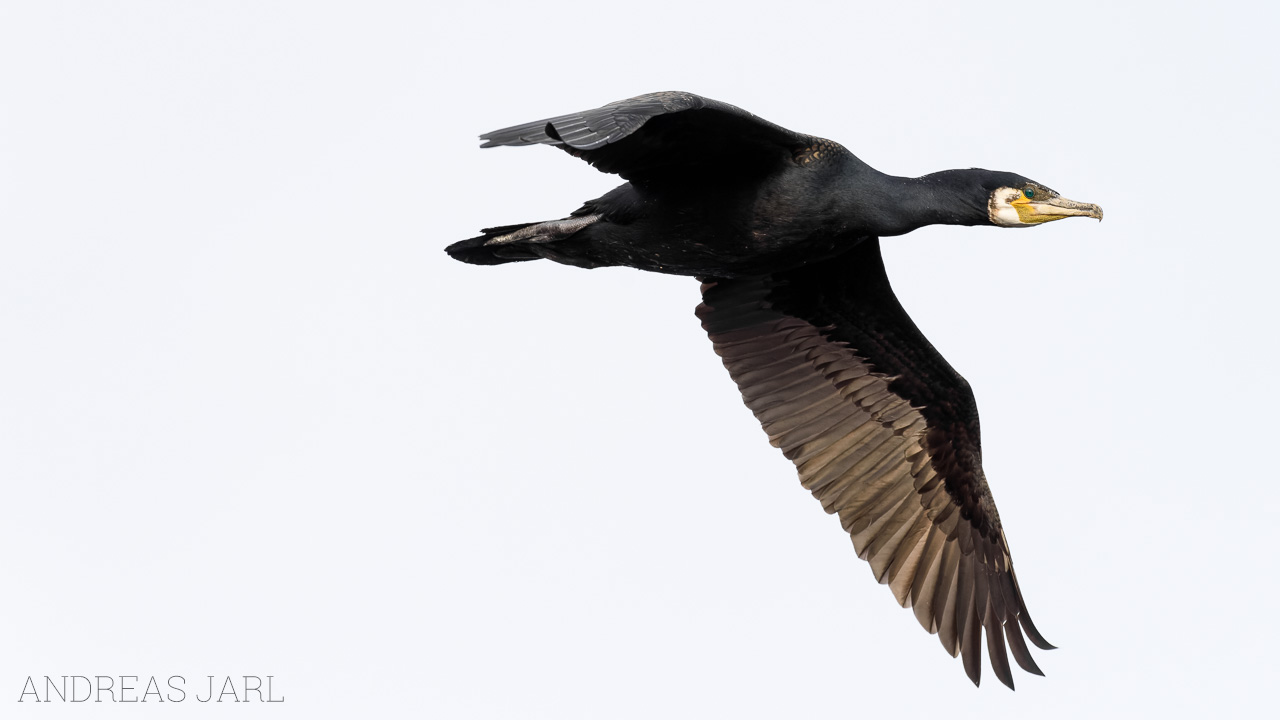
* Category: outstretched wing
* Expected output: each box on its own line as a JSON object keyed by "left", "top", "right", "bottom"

{"left": 696, "top": 238, "right": 1053, "bottom": 689}
{"left": 479, "top": 91, "right": 808, "bottom": 183}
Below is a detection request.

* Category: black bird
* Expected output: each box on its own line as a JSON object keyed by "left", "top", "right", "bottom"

{"left": 446, "top": 91, "right": 1102, "bottom": 689}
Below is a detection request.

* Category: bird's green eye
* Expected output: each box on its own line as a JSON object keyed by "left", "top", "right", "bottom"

{"left": 1023, "top": 188, "right": 1035, "bottom": 199}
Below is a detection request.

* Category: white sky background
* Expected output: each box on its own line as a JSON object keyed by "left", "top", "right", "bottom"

{"left": 2, "top": 1, "right": 1277, "bottom": 717}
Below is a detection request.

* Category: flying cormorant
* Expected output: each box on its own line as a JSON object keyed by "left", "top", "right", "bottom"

{"left": 446, "top": 91, "right": 1102, "bottom": 690}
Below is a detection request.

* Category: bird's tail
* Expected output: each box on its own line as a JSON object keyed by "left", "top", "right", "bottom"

{"left": 445, "top": 222, "right": 541, "bottom": 265}
{"left": 446, "top": 214, "right": 601, "bottom": 266}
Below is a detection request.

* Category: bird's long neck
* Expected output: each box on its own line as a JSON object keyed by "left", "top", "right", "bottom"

{"left": 856, "top": 170, "right": 990, "bottom": 236}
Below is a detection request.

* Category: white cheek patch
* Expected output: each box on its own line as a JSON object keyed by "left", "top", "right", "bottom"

{"left": 988, "top": 186, "right": 1027, "bottom": 227}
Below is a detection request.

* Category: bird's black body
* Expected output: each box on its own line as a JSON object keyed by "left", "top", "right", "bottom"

{"left": 447, "top": 92, "right": 1101, "bottom": 690}
{"left": 450, "top": 92, "right": 1035, "bottom": 277}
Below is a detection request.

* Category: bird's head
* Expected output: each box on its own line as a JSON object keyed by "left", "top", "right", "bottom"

{"left": 981, "top": 172, "right": 1103, "bottom": 227}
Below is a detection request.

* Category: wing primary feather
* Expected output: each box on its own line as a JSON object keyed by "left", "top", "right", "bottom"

{"left": 849, "top": 488, "right": 912, "bottom": 555}
{"left": 818, "top": 443, "right": 901, "bottom": 517}
{"left": 1017, "top": 606, "right": 1057, "bottom": 651}
{"left": 784, "top": 412, "right": 872, "bottom": 464}
{"left": 937, "top": 550, "right": 961, "bottom": 657}
{"left": 864, "top": 497, "right": 923, "bottom": 578}
{"left": 1008, "top": 568, "right": 1056, "bottom": 650}
{"left": 993, "top": 566, "right": 1044, "bottom": 666}
{"left": 932, "top": 541, "right": 960, "bottom": 642}
{"left": 974, "top": 563, "right": 991, "bottom": 647}
{"left": 801, "top": 426, "right": 893, "bottom": 485}
{"left": 910, "top": 527, "right": 946, "bottom": 629}
{"left": 886, "top": 522, "right": 930, "bottom": 606}
{"left": 961, "top": 581, "right": 982, "bottom": 687}
{"left": 743, "top": 373, "right": 827, "bottom": 410}
{"left": 987, "top": 562, "right": 1009, "bottom": 626}
{"left": 753, "top": 390, "right": 842, "bottom": 426}
{"left": 778, "top": 411, "right": 863, "bottom": 457}
{"left": 984, "top": 600, "right": 1015, "bottom": 690}
{"left": 1003, "top": 610, "right": 1044, "bottom": 676}
{"left": 844, "top": 452, "right": 914, "bottom": 532}
{"left": 955, "top": 552, "right": 977, "bottom": 667}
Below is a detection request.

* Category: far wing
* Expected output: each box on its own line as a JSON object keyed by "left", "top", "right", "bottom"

{"left": 480, "top": 91, "right": 808, "bottom": 183}
{"left": 696, "top": 237, "right": 1053, "bottom": 689}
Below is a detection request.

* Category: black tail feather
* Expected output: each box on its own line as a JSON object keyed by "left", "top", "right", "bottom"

{"left": 445, "top": 222, "right": 543, "bottom": 265}
{"left": 446, "top": 214, "right": 602, "bottom": 267}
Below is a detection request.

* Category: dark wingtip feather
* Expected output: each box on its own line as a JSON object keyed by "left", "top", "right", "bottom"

{"left": 1003, "top": 614, "right": 1045, "bottom": 676}
{"left": 1018, "top": 610, "right": 1057, "bottom": 651}
{"left": 985, "top": 608, "right": 1015, "bottom": 690}
{"left": 963, "top": 649, "right": 981, "bottom": 687}
{"left": 961, "top": 599, "right": 982, "bottom": 687}
{"left": 1005, "top": 567, "right": 1055, "bottom": 650}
